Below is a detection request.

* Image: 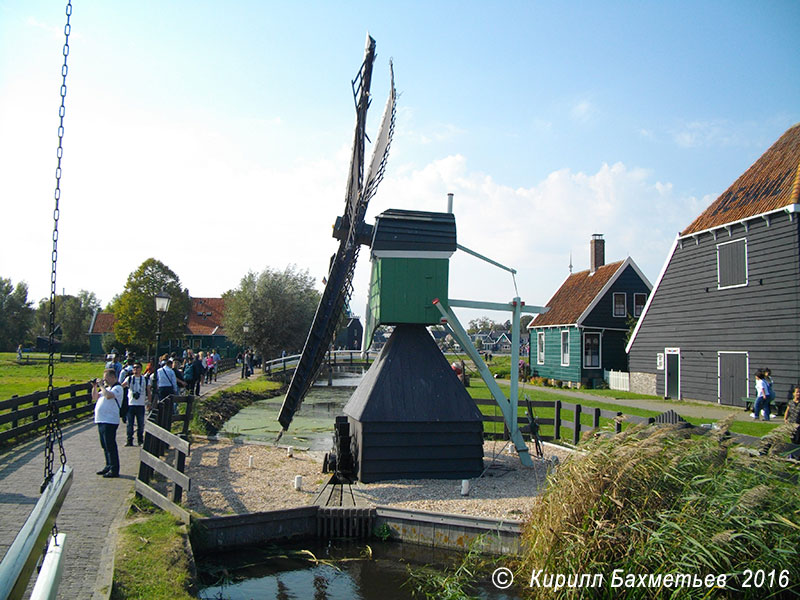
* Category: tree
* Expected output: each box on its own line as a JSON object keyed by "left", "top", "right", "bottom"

{"left": 520, "top": 314, "right": 534, "bottom": 333}
{"left": 111, "top": 259, "right": 191, "bottom": 354}
{"left": 467, "top": 316, "right": 497, "bottom": 334}
{"left": 223, "top": 265, "right": 321, "bottom": 360}
{"left": 32, "top": 290, "right": 101, "bottom": 352}
{"left": 0, "top": 278, "right": 34, "bottom": 350}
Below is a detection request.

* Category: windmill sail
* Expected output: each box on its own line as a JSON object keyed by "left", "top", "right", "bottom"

{"left": 278, "top": 36, "right": 396, "bottom": 431}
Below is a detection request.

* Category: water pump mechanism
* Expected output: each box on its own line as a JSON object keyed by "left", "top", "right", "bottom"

{"left": 321, "top": 416, "right": 357, "bottom": 484}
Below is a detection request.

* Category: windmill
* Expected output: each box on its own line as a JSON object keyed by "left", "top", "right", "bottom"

{"left": 277, "top": 34, "right": 395, "bottom": 433}
{"left": 278, "top": 36, "right": 548, "bottom": 488}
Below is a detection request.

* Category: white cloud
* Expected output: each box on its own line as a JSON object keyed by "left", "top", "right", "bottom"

{"left": 570, "top": 99, "right": 597, "bottom": 123}
{"left": 0, "top": 77, "right": 699, "bottom": 331}
{"left": 357, "top": 156, "right": 696, "bottom": 321}
{"left": 671, "top": 119, "right": 753, "bottom": 149}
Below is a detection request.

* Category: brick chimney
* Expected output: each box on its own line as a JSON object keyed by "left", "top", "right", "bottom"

{"left": 590, "top": 234, "right": 605, "bottom": 273}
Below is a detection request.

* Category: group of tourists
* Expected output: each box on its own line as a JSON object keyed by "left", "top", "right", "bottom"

{"left": 751, "top": 367, "right": 800, "bottom": 443}
{"left": 92, "top": 348, "right": 222, "bottom": 479}
{"left": 752, "top": 367, "right": 778, "bottom": 421}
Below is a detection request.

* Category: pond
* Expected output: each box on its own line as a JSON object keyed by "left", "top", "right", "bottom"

{"left": 196, "top": 539, "right": 520, "bottom": 600}
{"left": 220, "top": 367, "right": 366, "bottom": 451}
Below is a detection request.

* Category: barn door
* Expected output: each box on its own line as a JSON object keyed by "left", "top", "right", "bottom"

{"left": 718, "top": 352, "right": 748, "bottom": 407}
{"left": 665, "top": 348, "right": 680, "bottom": 399}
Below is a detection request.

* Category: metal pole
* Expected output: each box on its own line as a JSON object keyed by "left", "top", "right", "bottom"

{"left": 432, "top": 300, "right": 533, "bottom": 467}
{"left": 510, "top": 297, "right": 521, "bottom": 434}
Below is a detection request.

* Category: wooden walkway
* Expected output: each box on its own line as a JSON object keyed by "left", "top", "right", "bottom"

{"left": 0, "top": 367, "right": 242, "bottom": 599}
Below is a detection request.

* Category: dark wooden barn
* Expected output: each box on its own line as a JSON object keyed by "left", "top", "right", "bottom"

{"left": 626, "top": 123, "right": 800, "bottom": 406}
{"left": 343, "top": 324, "right": 484, "bottom": 483}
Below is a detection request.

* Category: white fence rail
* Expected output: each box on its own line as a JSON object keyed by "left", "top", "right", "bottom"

{"left": 607, "top": 370, "right": 630, "bottom": 392}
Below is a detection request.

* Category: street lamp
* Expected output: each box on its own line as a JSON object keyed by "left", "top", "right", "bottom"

{"left": 154, "top": 290, "right": 171, "bottom": 361}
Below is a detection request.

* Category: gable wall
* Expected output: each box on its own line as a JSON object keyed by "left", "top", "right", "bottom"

{"left": 581, "top": 264, "right": 651, "bottom": 329}
{"left": 628, "top": 214, "right": 800, "bottom": 402}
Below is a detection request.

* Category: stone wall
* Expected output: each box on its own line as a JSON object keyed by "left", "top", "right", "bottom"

{"left": 630, "top": 371, "right": 657, "bottom": 396}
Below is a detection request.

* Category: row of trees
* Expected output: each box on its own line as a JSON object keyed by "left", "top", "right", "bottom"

{"left": 0, "top": 277, "right": 102, "bottom": 352}
{"left": 467, "top": 315, "right": 534, "bottom": 335}
{"left": 1, "top": 259, "right": 322, "bottom": 362}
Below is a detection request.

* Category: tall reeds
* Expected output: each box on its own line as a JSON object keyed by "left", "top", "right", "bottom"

{"left": 519, "top": 418, "right": 800, "bottom": 598}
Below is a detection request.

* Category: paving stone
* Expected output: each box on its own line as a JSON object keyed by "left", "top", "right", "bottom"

{"left": 0, "top": 367, "right": 243, "bottom": 598}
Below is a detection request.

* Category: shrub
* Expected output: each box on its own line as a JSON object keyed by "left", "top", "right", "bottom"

{"left": 518, "top": 418, "right": 800, "bottom": 599}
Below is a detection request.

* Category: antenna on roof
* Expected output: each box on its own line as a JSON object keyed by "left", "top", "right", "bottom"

{"left": 569, "top": 251, "right": 573, "bottom": 274}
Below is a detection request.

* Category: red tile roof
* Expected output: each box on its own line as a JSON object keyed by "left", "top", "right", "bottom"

{"left": 90, "top": 312, "right": 116, "bottom": 334}
{"left": 682, "top": 123, "right": 800, "bottom": 236}
{"left": 186, "top": 297, "right": 226, "bottom": 336}
{"left": 531, "top": 260, "right": 624, "bottom": 327}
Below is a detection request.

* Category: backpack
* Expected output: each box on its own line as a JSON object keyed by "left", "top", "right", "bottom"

{"left": 112, "top": 383, "right": 127, "bottom": 419}
{"left": 184, "top": 361, "right": 194, "bottom": 382}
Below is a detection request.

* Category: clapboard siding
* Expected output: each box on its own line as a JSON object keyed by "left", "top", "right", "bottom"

{"left": 530, "top": 327, "right": 581, "bottom": 381}
{"left": 629, "top": 213, "right": 800, "bottom": 402}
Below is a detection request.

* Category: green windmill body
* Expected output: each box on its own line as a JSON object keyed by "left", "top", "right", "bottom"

{"left": 364, "top": 209, "right": 455, "bottom": 349}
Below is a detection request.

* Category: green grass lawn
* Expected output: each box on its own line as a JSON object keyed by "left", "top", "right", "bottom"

{"left": 0, "top": 353, "right": 107, "bottom": 400}
{"left": 467, "top": 379, "right": 778, "bottom": 440}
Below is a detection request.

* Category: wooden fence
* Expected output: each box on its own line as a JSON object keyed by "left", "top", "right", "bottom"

{"left": 135, "top": 395, "right": 194, "bottom": 523}
{"left": 477, "top": 398, "right": 655, "bottom": 445}
{"left": 0, "top": 383, "right": 94, "bottom": 445}
{"left": 606, "top": 369, "right": 631, "bottom": 392}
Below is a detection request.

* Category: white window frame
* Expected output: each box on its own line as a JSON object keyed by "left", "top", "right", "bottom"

{"left": 613, "top": 292, "right": 627, "bottom": 317}
{"left": 716, "top": 238, "right": 748, "bottom": 290}
{"left": 560, "top": 330, "right": 570, "bottom": 366}
{"left": 583, "top": 332, "right": 601, "bottom": 369}
{"left": 537, "top": 331, "right": 545, "bottom": 364}
{"left": 633, "top": 293, "right": 647, "bottom": 317}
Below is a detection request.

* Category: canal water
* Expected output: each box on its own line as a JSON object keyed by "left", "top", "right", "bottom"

{"left": 195, "top": 539, "right": 520, "bottom": 600}
{"left": 220, "top": 367, "right": 366, "bottom": 451}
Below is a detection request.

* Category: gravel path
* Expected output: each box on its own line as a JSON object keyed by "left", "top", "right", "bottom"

{"left": 185, "top": 438, "right": 574, "bottom": 520}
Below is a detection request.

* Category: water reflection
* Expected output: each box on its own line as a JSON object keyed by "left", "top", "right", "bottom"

{"left": 196, "top": 540, "right": 519, "bottom": 600}
{"left": 220, "top": 367, "right": 365, "bottom": 451}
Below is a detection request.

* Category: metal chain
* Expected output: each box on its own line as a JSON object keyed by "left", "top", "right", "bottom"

{"left": 42, "top": 0, "right": 72, "bottom": 494}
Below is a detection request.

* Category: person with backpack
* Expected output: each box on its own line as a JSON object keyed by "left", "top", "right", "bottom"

{"left": 157, "top": 357, "right": 179, "bottom": 401}
{"left": 92, "top": 369, "right": 123, "bottom": 478}
{"left": 122, "top": 362, "right": 151, "bottom": 446}
{"left": 183, "top": 350, "right": 198, "bottom": 395}
{"left": 194, "top": 351, "right": 207, "bottom": 394}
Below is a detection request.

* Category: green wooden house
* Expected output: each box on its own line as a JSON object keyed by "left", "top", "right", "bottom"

{"left": 528, "top": 235, "right": 652, "bottom": 387}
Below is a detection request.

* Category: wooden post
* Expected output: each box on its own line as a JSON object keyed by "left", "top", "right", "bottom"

{"left": 554, "top": 400, "right": 561, "bottom": 440}
{"left": 172, "top": 450, "right": 186, "bottom": 503}
{"left": 593, "top": 407, "right": 601, "bottom": 430}
{"left": 573, "top": 404, "right": 582, "bottom": 445}
{"left": 11, "top": 396, "right": 18, "bottom": 429}
{"left": 616, "top": 412, "right": 623, "bottom": 434}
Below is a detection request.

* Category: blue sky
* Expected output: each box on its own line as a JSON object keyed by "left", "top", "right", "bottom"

{"left": 1, "top": 1, "right": 798, "bottom": 329}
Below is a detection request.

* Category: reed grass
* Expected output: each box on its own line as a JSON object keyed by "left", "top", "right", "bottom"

{"left": 518, "top": 417, "right": 800, "bottom": 598}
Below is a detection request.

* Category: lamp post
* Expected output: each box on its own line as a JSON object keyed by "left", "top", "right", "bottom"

{"left": 154, "top": 290, "right": 171, "bottom": 362}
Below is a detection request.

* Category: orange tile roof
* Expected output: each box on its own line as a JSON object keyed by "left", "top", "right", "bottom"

{"left": 91, "top": 312, "right": 116, "bottom": 334}
{"left": 531, "top": 260, "right": 624, "bottom": 327}
{"left": 682, "top": 123, "right": 800, "bottom": 236}
{"left": 186, "top": 297, "right": 226, "bottom": 336}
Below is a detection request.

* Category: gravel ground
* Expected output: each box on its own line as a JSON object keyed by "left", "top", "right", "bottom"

{"left": 185, "top": 437, "right": 575, "bottom": 520}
